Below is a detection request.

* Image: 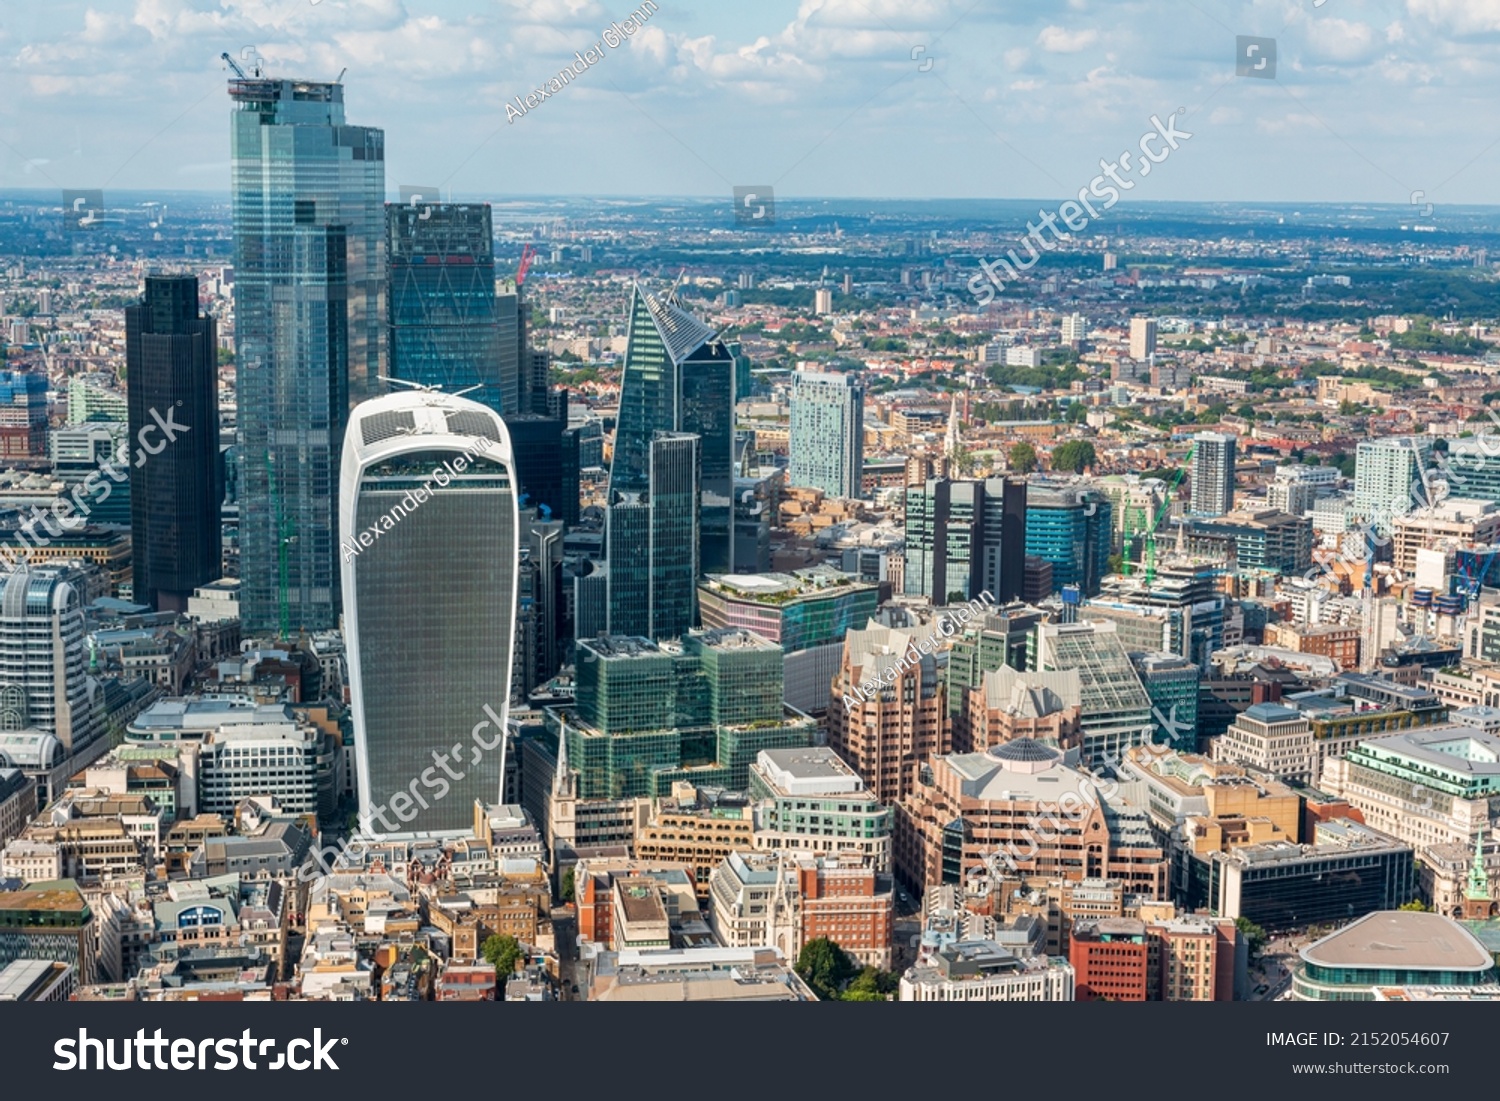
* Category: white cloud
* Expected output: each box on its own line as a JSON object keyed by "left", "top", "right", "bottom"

{"left": 1407, "top": 0, "right": 1500, "bottom": 34}
{"left": 1037, "top": 25, "right": 1097, "bottom": 52}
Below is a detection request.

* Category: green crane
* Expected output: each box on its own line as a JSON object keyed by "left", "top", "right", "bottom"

{"left": 1124, "top": 442, "right": 1195, "bottom": 584}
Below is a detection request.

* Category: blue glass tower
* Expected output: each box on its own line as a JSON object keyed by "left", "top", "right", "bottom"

{"left": 1025, "top": 486, "right": 1112, "bottom": 596}
{"left": 387, "top": 202, "right": 518, "bottom": 415}
{"left": 230, "top": 75, "right": 385, "bottom": 635}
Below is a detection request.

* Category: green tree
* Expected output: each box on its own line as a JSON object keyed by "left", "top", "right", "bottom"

{"left": 559, "top": 867, "right": 575, "bottom": 903}
{"left": 795, "top": 937, "right": 858, "bottom": 1000}
{"left": 1235, "top": 916, "right": 1269, "bottom": 960}
{"left": 1008, "top": 441, "right": 1038, "bottom": 474}
{"left": 841, "top": 967, "right": 893, "bottom": 1002}
{"left": 1399, "top": 899, "right": 1429, "bottom": 912}
{"left": 1051, "top": 439, "right": 1096, "bottom": 474}
{"left": 481, "top": 933, "right": 523, "bottom": 980}
{"left": 1065, "top": 402, "right": 1089, "bottom": 424}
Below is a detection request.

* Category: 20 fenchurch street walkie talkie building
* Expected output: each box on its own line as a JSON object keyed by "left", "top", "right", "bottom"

{"left": 340, "top": 392, "right": 518, "bottom": 836}
{"left": 229, "top": 74, "right": 385, "bottom": 635}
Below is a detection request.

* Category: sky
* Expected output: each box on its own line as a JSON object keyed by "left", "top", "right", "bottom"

{"left": 4, "top": 0, "right": 1500, "bottom": 207}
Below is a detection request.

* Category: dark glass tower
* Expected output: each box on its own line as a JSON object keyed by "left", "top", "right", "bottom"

{"left": 607, "top": 432, "right": 700, "bottom": 641}
{"left": 605, "top": 285, "right": 735, "bottom": 636}
{"left": 341, "top": 391, "right": 518, "bottom": 836}
{"left": 388, "top": 202, "right": 515, "bottom": 414}
{"left": 125, "top": 275, "right": 223, "bottom": 612}
{"left": 230, "top": 75, "right": 385, "bottom": 635}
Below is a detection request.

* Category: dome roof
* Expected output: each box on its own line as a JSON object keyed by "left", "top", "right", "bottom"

{"left": 988, "top": 737, "right": 1060, "bottom": 764}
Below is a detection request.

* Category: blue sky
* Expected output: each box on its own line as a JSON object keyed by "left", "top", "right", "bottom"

{"left": 5, "top": 0, "right": 1500, "bottom": 205}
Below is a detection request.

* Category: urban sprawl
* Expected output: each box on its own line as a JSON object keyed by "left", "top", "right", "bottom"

{"left": 7, "top": 73, "right": 1500, "bottom": 1006}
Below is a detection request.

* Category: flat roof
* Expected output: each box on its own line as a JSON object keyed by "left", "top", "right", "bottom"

{"left": 1301, "top": 912, "right": 1494, "bottom": 973}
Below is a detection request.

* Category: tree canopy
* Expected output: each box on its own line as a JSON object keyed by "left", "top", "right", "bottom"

{"left": 1051, "top": 439, "right": 1096, "bottom": 474}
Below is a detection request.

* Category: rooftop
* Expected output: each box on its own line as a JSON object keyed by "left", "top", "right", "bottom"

{"left": 1301, "top": 911, "right": 1494, "bottom": 973}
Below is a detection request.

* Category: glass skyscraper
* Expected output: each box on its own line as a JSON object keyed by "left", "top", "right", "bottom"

{"left": 552, "top": 629, "right": 814, "bottom": 798}
{"left": 125, "top": 275, "right": 223, "bottom": 612}
{"left": 607, "top": 432, "right": 700, "bottom": 641}
{"left": 1025, "top": 485, "right": 1113, "bottom": 596}
{"left": 789, "top": 369, "right": 864, "bottom": 499}
{"left": 387, "top": 202, "right": 515, "bottom": 414}
{"left": 230, "top": 75, "right": 385, "bottom": 635}
{"left": 605, "top": 285, "right": 735, "bottom": 637}
{"left": 340, "top": 392, "right": 518, "bottom": 835}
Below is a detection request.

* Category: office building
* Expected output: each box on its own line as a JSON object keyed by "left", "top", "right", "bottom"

{"left": 607, "top": 432, "right": 700, "bottom": 641}
{"left": 1128, "top": 317, "right": 1157, "bottom": 360}
{"left": 813, "top": 287, "right": 833, "bottom": 315}
{"left": 608, "top": 284, "right": 736, "bottom": 574}
{"left": 1132, "top": 652, "right": 1200, "bottom": 751}
{"left": 895, "top": 738, "right": 1168, "bottom": 897}
{"left": 0, "top": 958, "right": 76, "bottom": 1002}
{"left": 1025, "top": 486, "right": 1112, "bottom": 596}
{"left": 547, "top": 630, "right": 814, "bottom": 800}
{"left": 1198, "top": 819, "right": 1414, "bottom": 931}
{"left": 748, "top": 747, "right": 894, "bottom": 872}
{"left": 0, "top": 565, "right": 104, "bottom": 801}
{"left": 829, "top": 620, "right": 949, "bottom": 805}
{"left": 1211, "top": 702, "right": 1315, "bottom": 785}
{"left": 1391, "top": 498, "right": 1500, "bottom": 575}
{"left": 230, "top": 73, "right": 385, "bottom": 635}
{"left": 1320, "top": 724, "right": 1500, "bottom": 850}
{"left": 903, "top": 477, "right": 1025, "bottom": 604}
{"left": 505, "top": 411, "right": 580, "bottom": 527}
{"left": 944, "top": 605, "right": 1047, "bottom": 722}
{"left": 0, "top": 371, "right": 49, "bottom": 459}
{"left": 514, "top": 508, "right": 568, "bottom": 701}
{"left": 1187, "top": 510, "right": 1313, "bottom": 575}
{"left": 788, "top": 370, "right": 863, "bottom": 499}
{"left": 1190, "top": 432, "right": 1236, "bottom": 518}
{"left": 954, "top": 664, "right": 1083, "bottom": 755}
{"left": 387, "top": 202, "right": 513, "bottom": 413}
{"left": 900, "top": 942, "right": 1076, "bottom": 1002}
{"left": 1070, "top": 914, "right": 1238, "bottom": 1001}
{"left": 0, "top": 768, "right": 35, "bottom": 849}
{"left": 196, "top": 718, "right": 336, "bottom": 818}
{"left": 341, "top": 392, "right": 518, "bottom": 835}
{"left": 1033, "top": 620, "right": 1157, "bottom": 768}
{"left": 697, "top": 567, "right": 879, "bottom": 714}
{"left": 67, "top": 373, "right": 128, "bottom": 425}
{"left": 50, "top": 422, "right": 130, "bottom": 526}
{"left": 1352, "top": 436, "right": 1434, "bottom": 536}
{"left": 1293, "top": 911, "right": 1495, "bottom": 1001}
{"left": 0, "top": 880, "right": 96, "bottom": 984}
{"left": 125, "top": 275, "right": 224, "bottom": 612}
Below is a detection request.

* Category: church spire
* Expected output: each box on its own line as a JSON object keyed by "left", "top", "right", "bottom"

{"left": 1466, "top": 831, "right": 1490, "bottom": 902}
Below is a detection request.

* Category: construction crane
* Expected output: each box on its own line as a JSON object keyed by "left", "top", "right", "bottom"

{"left": 516, "top": 244, "right": 537, "bottom": 286}
{"left": 220, "top": 51, "right": 266, "bottom": 79}
{"left": 1125, "top": 443, "right": 1195, "bottom": 583}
